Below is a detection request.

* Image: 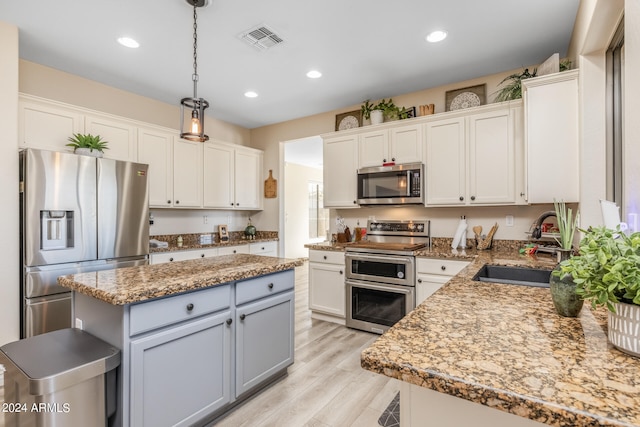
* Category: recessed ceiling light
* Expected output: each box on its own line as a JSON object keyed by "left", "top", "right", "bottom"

{"left": 306, "top": 70, "right": 322, "bottom": 79}
{"left": 426, "top": 30, "right": 447, "bottom": 43}
{"left": 117, "top": 37, "right": 140, "bottom": 48}
{"left": 244, "top": 91, "right": 258, "bottom": 98}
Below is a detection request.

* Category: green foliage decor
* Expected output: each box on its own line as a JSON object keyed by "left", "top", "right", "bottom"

{"left": 66, "top": 133, "right": 109, "bottom": 153}
{"left": 360, "top": 98, "right": 411, "bottom": 121}
{"left": 553, "top": 199, "right": 579, "bottom": 250}
{"left": 555, "top": 226, "right": 640, "bottom": 312}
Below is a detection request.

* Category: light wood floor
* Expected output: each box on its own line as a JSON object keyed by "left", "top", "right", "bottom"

{"left": 0, "top": 262, "right": 398, "bottom": 427}
{"left": 213, "top": 262, "right": 398, "bottom": 426}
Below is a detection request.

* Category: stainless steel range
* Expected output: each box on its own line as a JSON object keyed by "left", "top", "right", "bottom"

{"left": 345, "top": 219, "right": 430, "bottom": 334}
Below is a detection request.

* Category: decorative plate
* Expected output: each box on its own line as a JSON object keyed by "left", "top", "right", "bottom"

{"left": 449, "top": 92, "right": 481, "bottom": 110}
{"left": 335, "top": 110, "right": 362, "bottom": 131}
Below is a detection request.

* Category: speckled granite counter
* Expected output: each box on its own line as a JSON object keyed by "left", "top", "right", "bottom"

{"left": 58, "top": 254, "right": 302, "bottom": 305}
{"left": 360, "top": 250, "right": 640, "bottom": 427}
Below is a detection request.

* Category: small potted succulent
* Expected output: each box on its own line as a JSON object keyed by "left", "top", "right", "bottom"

{"left": 66, "top": 133, "right": 109, "bottom": 157}
{"left": 556, "top": 226, "right": 640, "bottom": 357}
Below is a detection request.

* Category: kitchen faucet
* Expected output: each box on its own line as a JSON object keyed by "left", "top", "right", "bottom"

{"left": 530, "top": 211, "right": 556, "bottom": 239}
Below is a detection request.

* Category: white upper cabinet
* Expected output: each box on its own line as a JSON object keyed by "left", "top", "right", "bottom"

{"left": 203, "top": 141, "right": 263, "bottom": 210}
{"left": 19, "top": 96, "right": 83, "bottom": 152}
{"left": 425, "top": 117, "right": 466, "bottom": 205}
{"left": 173, "top": 137, "right": 203, "bottom": 208}
{"left": 138, "top": 126, "right": 174, "bottom": 208}
{"left": 425, "top": 103, "right": 519, "bottom": 206}
{"left": 323, "top": 134, "right": 359, "bottom": 208}
{"left": 523, "top": 70, "right": 579, "bottom": 203}
{"left": 358, "top": 124, "right": 423, "bottom": 168}
{"left": 85, "top": 115, "right": 137, "bottom": 161}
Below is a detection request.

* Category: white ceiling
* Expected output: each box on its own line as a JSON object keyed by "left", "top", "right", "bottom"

{"left": 0, "top": 0, "right": 580, "bottom": 130}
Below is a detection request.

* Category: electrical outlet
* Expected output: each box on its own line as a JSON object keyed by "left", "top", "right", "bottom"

{"left": 506, "top": 215, "right": 514, "bottom": 227}
{"left": 227, "top": 216, "right": 232, "bottom": 226}
{"left": 75, "top": 318, "right": 83, "bottom": 330}
{"left": 203, "top": 215, "right": 208, "bottom": 224}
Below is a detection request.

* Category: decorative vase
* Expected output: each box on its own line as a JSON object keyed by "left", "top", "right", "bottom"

{"left": 74, "top": 148, "right": 103, "bottom": 158}
{"left": 549, "top": 249, "right": 584, "bottom": 317}
{"left": 370, "top": 110, "right": 384, "bottom": 125}
{"left": 608, "top": 302, "right": 640, "bottom": 357}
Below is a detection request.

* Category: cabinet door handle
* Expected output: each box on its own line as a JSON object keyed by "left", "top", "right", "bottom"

{"left": 169, "top": 257, "right": 174, "bottom": 262}
{"left": 230, "top": 203, "right": 234, "bottom": 206}
{"left": 417, "top": 278, "right": 422, "bottom": 283}
{"left": 459, "top": 196, "right": 464, "bottom": 201}
{"left": 226, "top": 318, "right": 232, "bottom": 325}
{"left": 470, "top": 196, "right": 476, "bottom": 201}
{"left": 339, "top": 270, "right": 343, "bottom": 275}
{"left": 176, "top": 200, "right": 180, "bottom": 204}
{"left": 383, "top": 158, "right": 387, "bottom": 163}
{"left": 520, "top": 192, "right": 525, "bottom": 197}
{"left": 236, "top": 203, "right": 239, "bottom": 206}
{"left": 441, "top": 265, "right": 446, "bottom": 271}
{"left": 186, "top": 303, "right": 194, "bottom": 311}
{"left": 268, "top": 283, "right": 274, "bottom": 289}
{"left": 353, "top": 200, "right": 357, "bottom": 204}
{"left": 391, "top": 157, "right": 395, "bottom": 161}
{"left": 240, "top": 314, "right": 246, "bottom": 321}
{"left": 167, "top": 200, "right": 171, "bottom": 204}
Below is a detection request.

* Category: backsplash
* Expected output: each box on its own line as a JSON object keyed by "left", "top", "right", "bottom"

{"left": 151, "top": 231, "right": 278, "bottom": 246}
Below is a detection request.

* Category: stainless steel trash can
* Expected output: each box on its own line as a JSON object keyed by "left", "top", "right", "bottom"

{"left": 0, "top": 328, "right": 120, "bottom": 427}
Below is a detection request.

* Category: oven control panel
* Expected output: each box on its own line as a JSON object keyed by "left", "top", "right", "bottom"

{"left": 367, "top": 220, "right": 429, "bottom": 236}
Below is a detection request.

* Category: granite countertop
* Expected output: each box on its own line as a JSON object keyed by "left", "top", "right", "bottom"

{"left": 58, "top": 254, "right": 302, "bottom": 305}
{"left": 360, "top": 250, "right": 640, "bottom": 427}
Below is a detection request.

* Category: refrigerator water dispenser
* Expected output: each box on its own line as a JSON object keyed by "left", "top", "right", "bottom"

{"left": 40, "top": 210, "right": 74, "bottom": 250}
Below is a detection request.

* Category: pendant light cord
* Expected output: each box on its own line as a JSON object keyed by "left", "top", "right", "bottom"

{"left": 192, "top": 2, "right": 199, "bottom": 99}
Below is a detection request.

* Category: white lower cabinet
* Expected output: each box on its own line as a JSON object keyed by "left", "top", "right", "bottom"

{"left": 249, "top": 241, "right": 278, "bottom": 257}
{"left": 308, "top": 250, "right": 346, "bottom": 322}
{"left": 149, "top": 247, "right": 219, "bottom": 264}
{"left": 416, "top": 258, "right": 470, "bottom": 305}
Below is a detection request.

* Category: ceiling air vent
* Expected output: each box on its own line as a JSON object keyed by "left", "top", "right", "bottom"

{"left": 239, "top": 25, "right": 284, "bottom": 50}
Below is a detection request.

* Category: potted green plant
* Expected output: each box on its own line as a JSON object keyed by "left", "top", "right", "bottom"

{"left": 361, "top": 98, "right": 410, "bottom": 125}
{"left": 549, "top": 200, "right": 582, "bottom": 317}
{"left": 66, "top": 133, "right": 109, "bottom": 157}
{"left": 493, "top": 67, "right": 537, "bottom": 102}
{"left": 556, "top": 226, "right": 640, "bottom": 356}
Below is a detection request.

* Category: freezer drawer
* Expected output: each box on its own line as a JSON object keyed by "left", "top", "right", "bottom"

{"left": 24, "top": 292, "right": 72, "bottom": 338}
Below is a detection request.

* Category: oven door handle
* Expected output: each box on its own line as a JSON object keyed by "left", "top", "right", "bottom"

{"left": 345, "top": 253, "right": 414, "bottom": 264}
{"left": 345, "top": 279, "right": 415, "bottom": 293}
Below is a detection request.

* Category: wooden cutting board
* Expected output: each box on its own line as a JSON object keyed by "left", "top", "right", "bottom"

{"left": 264, "top": 169, "right": 277, "bottom": 198}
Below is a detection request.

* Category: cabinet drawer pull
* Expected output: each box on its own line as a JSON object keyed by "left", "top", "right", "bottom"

{"left": 261, "top": 247, "right": 265, "bottom": 250}
{"left": 169, "top": 257, "right": 174, "bottom": 262}
{"left": 417, "top": 278, "right": 422, "bottom": 283}
{"left": 233, "top": 249, "right": 237, "bottom": 254}
{"left": 201, "top": 253, "right": 205, "bottom": 258}
{"left": 339, "top": 270, "right": 343, "bottom": 275}
{"left": 323, "top": 255, "right": 327, "bottom": 260}
{"left": 240, "top": 314, "right": 246, "bottom": 321}
{"left": 268, "top": 283, "right": 274, "bottom": 289}
{"left": 226, "top": 318, "right": 232, "bottom": 325}
{"left": 186, "top": 303, "right": 194, "bottom": 311}
{"left": 441, "top": 265, "right": 446, "bottom": 271}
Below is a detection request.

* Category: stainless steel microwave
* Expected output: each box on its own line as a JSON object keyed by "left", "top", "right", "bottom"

{"left": 357, "top": 163, "right": 424, "bottom": 205}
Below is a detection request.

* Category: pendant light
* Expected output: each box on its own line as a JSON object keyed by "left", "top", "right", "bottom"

{"left": 180, "top": 0, "right": 209, "bottom": 142}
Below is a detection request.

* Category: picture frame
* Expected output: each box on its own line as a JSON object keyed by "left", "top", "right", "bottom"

{"left": 445, "top": 84, "right": 486, "bottom": 111}
{"left": 403, "top": 106, "right": 417, "bottom": 119}
{"left": 335, "top": 110, "right": 362, "bottom": 131}
{"left": 218, "top": 224, "right": 229, "bottom": 243}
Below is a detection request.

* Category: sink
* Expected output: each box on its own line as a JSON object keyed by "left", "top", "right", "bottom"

{"left": 472, "top": 264, "right": 552, "bottom": 288}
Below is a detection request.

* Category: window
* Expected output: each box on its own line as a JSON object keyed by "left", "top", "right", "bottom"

{"left": 308, "top": 181, "right": 329, "bottom": 239}
{"left": 606, "top": 18, "right": 624, "bottom": 207}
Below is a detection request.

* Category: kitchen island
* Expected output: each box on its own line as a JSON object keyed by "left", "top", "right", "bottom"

{"left": 58, "top": 254, "right": 302, "bottom": 427}
{"left": 361, "top": 249, "right": 640, "bottom": 427}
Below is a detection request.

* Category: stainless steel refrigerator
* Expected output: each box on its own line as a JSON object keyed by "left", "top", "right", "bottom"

{"left": 20, "top": 148, "right": 149, "bottom": 338}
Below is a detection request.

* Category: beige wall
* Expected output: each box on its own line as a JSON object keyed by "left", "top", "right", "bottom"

{"left": 624, "top": 1, "right": 640, "bottom": 224}
{"left": 19, "top": 60, "right": 251, "bottom": 145}
{"left": 1, "top": 21, "right": 20, "bottom": 346}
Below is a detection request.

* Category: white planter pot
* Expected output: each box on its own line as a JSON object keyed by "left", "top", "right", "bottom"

{"left": 370, "top": 110, "right": 384, "bottom": 125}
{"left": 608, "top": 302, "right": 640, "bottom": 357}
{"left": 74, "top": 147, "right": 104, "bottom": 158}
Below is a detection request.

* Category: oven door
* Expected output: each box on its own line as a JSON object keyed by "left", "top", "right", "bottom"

{"left": 346, "top": 280, "right": 415, "bottom": 334}
{"left": 345, "top": 252, "right": 414, "bottom": 286}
